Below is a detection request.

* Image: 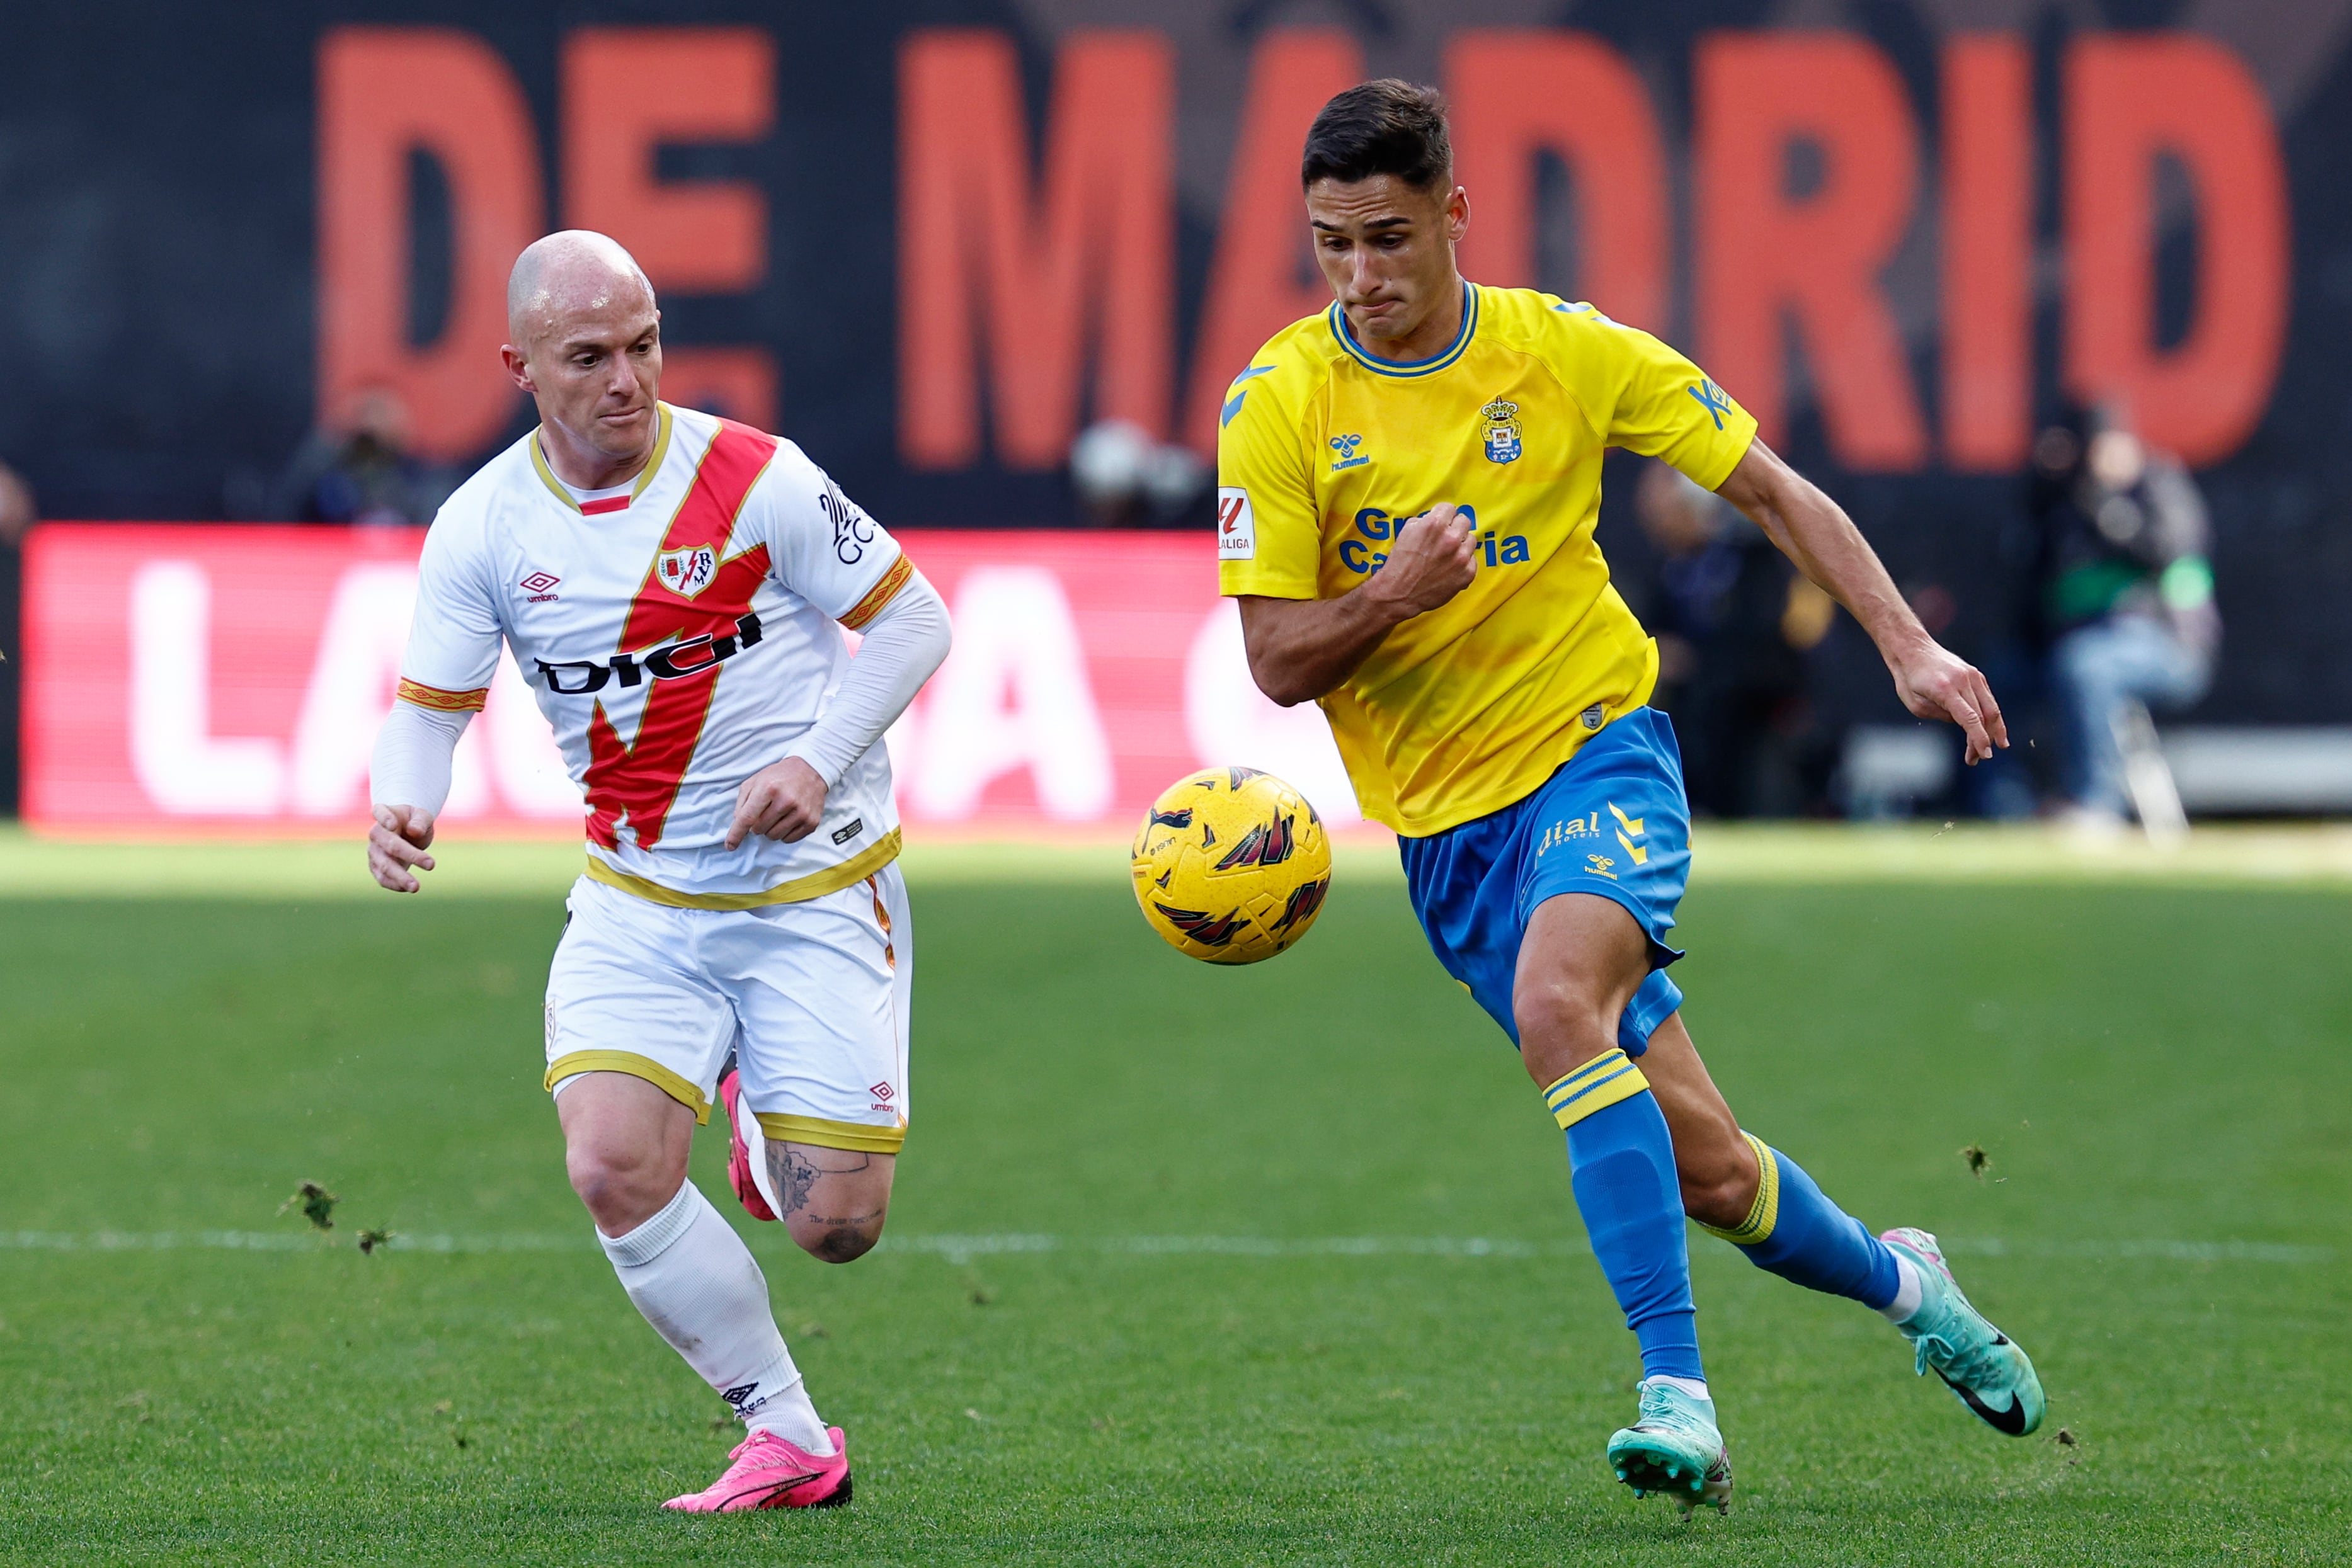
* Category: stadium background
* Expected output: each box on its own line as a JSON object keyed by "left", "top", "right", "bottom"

{"left": 4, "top": 1, "right": 2350, "bottom": 831}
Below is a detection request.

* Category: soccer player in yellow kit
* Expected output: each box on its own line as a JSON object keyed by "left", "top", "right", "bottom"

{"left": 1218, "top": 82, "right": 2045, "bottom": 1512}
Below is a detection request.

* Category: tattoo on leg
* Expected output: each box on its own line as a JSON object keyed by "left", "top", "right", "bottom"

{"left": 767, "top": 1146, "right": 872, "bottom": 1220}
{"left": 772, "top": 1148, "right": 819, "bottom": 1217}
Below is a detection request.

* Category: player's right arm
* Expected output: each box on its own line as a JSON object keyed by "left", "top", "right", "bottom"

{"left": 367, "top": 514, "right": 503, "bottom": 891}
{"left": 1216, "top": 355, "right": 1478, "bottom": 707}
{"left": 1235, "top": 513, "right": 1478, "bottom": 706}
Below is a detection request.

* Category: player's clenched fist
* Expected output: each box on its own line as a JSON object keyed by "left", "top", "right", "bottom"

{"left": 728, "top": 756, "right": 828, "bottom": 848}
{"left": 1369, "top": 503, "right": 1479, "bottom": 617}
{"left": 368, "top": 803, "right": 437, "bottom": 893}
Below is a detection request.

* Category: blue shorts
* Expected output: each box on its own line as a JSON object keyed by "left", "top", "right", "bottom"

{"left": 1399, "top": 707, "right": 1692, "bottom": 1058}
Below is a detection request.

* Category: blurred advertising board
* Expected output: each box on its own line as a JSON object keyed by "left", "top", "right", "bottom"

{"left": 7, "top": 10, "right": 2348, "bottom": 725}
{"left": 20, "top": 525, "right": 1361, "bottom": 837}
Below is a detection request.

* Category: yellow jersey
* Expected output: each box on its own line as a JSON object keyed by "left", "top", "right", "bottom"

{"left": 1215, "top": 282, "right": 1759, "bottom": 836}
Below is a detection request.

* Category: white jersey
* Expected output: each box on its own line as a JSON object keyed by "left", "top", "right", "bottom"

{"left": 397, "top": 402, "right": 915, "bottom": 906}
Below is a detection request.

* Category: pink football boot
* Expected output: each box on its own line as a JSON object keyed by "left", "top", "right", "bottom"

{"left": 662, "top": 1426, "right": 852, "bottom": 1512}
{"left": 718, "top": 1063, "right": 778, "bottom": 1222}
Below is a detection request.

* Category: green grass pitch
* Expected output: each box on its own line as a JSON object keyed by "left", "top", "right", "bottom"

{"left": 2, "top": 848, "right": 2347, "bottom": 1564}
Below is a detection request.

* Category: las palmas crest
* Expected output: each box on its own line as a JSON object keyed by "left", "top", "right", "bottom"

{"left": 657, "top": 544, "right": 717, "bottom": 598}
{"left": 1480, "top": 399, "right": 1522, "bottom": 464}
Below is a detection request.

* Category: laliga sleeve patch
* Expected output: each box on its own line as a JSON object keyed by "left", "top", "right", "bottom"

{"left": 1216, "top": 487, "right": 1256, "bottom": 560}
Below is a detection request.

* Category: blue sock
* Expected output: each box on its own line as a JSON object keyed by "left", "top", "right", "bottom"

{"left": 1703, "top": 1134, "right": 1900, "bottom": 1310}
{"left": 1546, "top": 1050, "right": 1703, "bottom": 1383}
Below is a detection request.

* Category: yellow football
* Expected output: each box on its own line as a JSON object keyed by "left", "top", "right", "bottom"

{"left": 1130, "top": 767, "right": 1333, "bottom": 964}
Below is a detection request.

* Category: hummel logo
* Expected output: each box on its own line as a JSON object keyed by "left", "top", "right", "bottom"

{"left": 1221, "top": 365, "right": 1276, "bottom": 428}
{"left": 1609, "top": 801, "right": 1650, "bottom": 866}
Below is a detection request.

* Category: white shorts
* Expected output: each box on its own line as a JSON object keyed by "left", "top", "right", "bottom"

{"left": 543, "top": 865, "right": 911, "bottom": 1153}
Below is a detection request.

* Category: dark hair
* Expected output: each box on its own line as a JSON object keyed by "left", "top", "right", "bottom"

{"left": 1301, "top": 80, "right": 1451, "bottom": 191}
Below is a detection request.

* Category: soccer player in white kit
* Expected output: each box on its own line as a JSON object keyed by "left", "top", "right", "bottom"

{"left": 365, "top": 232, "right": 951, "bottom": 1512}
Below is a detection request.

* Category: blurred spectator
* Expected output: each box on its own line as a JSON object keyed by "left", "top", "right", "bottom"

{"left": 1634, "top": 462, "right": 1837, "bottom": 817}
{"left": 2029, "top": 407, "right": 2219, "bottom": 825}
{"left": 1069, "top": 418, "right": 1208, "bottom": 527}
{"left": 0, "top": 460, "right": 32, "bottom": 548}
{"left": 0, "top": 458, "right": 28, "bottom": 816}
{"left": 267, "top": 387, "right": 453, "bottom": 526}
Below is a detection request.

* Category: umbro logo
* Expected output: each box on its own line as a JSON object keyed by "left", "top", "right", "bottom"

{"left": 520, "top": 571, "right": 560, "bottom": 603}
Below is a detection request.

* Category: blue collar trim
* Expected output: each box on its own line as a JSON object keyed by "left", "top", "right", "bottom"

{"left": 1329, "top": 282, "right": 1478, "bottom": 377}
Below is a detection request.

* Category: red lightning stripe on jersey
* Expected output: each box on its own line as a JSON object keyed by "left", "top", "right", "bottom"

{"left": 582, "top": 421, "right": 777, "bottom": 851}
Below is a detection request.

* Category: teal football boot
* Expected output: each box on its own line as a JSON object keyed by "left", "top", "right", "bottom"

{"left": 1880, "top": 1227, "right": 2045, "bottom": 1436}
{"left": 1607, "top": 1378, "right": 1732, "bottom": 1516}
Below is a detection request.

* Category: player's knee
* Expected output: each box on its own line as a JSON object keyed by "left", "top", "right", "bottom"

{"left": 789, "top": 1211, "right": 886, "bottom": 1264}
{"left": 1514, "top": 979, "right": 1621, "bottom": 1082}
{"left": 768, "top": 1144, "right": 896, "bottom": 1262}
{"left": 567, "top": 1143, "right": 683, "bottom": 1234}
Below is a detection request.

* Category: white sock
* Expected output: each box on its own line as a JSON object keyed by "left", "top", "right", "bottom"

{"left": 1652, "top": 1375, "right": 1711, "bottom": 1404}
{"left": 598, "top": 1181, "right": 834, "bottom": 1455}
{"left": 1878, "top": 1254, "right": 1926, "bottom": 1324}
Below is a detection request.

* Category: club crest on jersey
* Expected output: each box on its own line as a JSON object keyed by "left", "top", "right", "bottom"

{"left": 656, "top": 545, "right": 717, "bottom": 599}
{"left": 1480, "top": 399, "right": 1523, "bottom": 464}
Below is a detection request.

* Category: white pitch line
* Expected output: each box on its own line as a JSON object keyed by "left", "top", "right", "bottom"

{"left": 0, "top": 1229, "right": 581, "bottom": 1254}
{"left": 1939, "top": 1237, "right": 2336, "bottom": 1265}
{"left": 0, "top": 1229, "right": 2333, "bottom": 1266}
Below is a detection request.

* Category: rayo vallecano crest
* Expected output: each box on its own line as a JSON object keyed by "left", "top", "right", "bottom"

{"left": 1480, "top": 399, "right": 1522, "bottom": 464}
{"left": 656, "top": 544, "right": 717, "bottom": 598}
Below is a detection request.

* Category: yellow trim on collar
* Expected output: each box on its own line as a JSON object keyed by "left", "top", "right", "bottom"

{"left": 752, "top": 1112, "right": 906, "bottom": 1154}
{"left": 583, "top": 829, "right": 902, "bottom": 911}
{"left": 544, "top": 1049, "right": 711, "bottom": 1125}
{"left": 530, "top": 402, "right": 675, "bottom": 511}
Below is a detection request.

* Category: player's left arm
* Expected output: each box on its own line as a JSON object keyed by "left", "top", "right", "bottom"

{"left": 1716, "top": 440, "right": 2007, "bottom": 764}
{"left": 725, "top": 574, "right": 949, "bottom": 847}
{"left": 726, "top": 453, "right": 952, "bottom": 848}
{"left": 1581, "top": 312, "right": 2005, "bottom": 766}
